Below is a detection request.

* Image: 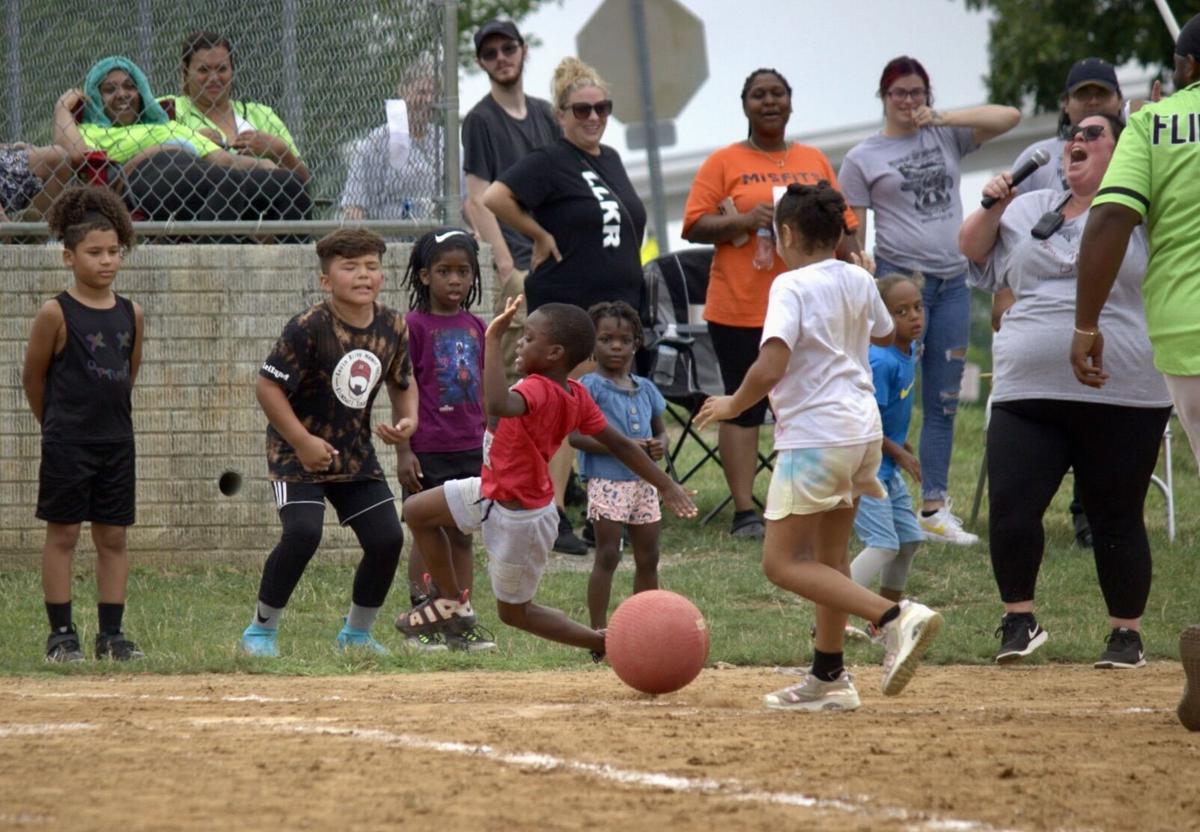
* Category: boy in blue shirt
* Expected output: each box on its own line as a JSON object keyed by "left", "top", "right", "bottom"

{"left": 849, "top": 274, "right": 926, "bottom": 639}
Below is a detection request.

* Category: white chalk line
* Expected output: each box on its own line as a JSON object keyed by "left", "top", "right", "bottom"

{"left": 266, "top": 721, "right": 1016, "bottom": 832}
{"left": 0, "top": 722, "right": 97, "bottom": 738}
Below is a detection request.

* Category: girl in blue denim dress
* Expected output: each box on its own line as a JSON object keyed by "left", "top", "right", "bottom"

{"left": 569, "top": 301, "right": 668, "bottom": 629}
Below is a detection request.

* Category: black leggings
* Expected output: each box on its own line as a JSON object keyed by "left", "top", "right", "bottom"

{"left": 987, "top": 399, "right": 1171, "bottom": 619}
{"left": 708, "top": 321, "right": 770, "bottom": 428}
{"left": 124, "top": 151, "right": 311, "bottom": 224}
{"left": 258, "top": 501, "right": 403, "bottom": 610}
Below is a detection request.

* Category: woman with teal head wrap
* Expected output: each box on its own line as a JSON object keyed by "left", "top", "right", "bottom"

{"left": 54, "top": 55, "right": 288, "bottom": 227}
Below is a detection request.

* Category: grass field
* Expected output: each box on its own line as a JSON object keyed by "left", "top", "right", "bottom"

{"left": 1, "top": 404, "right": 1196, "bottom": 675}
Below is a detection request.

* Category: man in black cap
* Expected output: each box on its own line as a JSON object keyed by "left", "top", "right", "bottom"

{"left": 1011, "top": 58, "right": 1124, "bottom": 195}
{"left": 1072, "top": 13, "right": 1200, "bottom": 733}
{"left": 461, "top": 20, "right": 584, "bottom": 554}
{"left": 998, "top": 58, "right": 1124, "bottom": 549}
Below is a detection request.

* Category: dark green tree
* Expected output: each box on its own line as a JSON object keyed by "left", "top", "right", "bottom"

{"left": 964, "top": 0, "right": 1200, "bottom": 111}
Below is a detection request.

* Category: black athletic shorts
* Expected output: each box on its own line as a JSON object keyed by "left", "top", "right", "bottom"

{"left": 401, "top": 449, "right": 484, "bottom": 500}
{"left": 36, "top": 440, "right": 136, "bottom": 526}
{"left": 707, "top": 321, "right": 772, "bottom": 428}
{"left": 271, "top": 479, "right": 396, "bottom": 526}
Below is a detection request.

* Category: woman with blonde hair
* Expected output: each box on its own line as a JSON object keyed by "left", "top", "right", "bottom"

{"left": 484, "top": 57, "right": 647, "bottom": 554}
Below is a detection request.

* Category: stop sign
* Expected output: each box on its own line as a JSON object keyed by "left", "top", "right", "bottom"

{"left": 576, "top": 0, "right": 708, "bottom": 123}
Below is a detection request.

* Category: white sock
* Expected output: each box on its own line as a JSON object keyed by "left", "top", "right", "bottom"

{"left": 850, "top": 546, "right": 898, "bottom": 587}
{"left": 251, "top": 602, "right": 283, "bottom": 630}
{"left": 346, "top": 603, "right": 380, "bottom": 632}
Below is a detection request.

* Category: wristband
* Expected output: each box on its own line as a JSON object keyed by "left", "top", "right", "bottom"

{"left": 1073, "top": 326, "right": 1100, "bottom": 337}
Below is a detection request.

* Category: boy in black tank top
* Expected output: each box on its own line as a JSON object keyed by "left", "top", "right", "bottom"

{"left": 22, "top": 187, "right": 145, "bottom": 663}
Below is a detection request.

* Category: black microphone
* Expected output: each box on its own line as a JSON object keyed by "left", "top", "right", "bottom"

{"left": 981, "top": 148, "right": 1051, "bottom": 208}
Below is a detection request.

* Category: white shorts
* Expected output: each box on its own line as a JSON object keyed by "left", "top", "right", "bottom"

{"left": 765, "top": 443, "right": 886, "bottom": 519}
{"left": 442, "top": 477, "right": 559, "bottom": 604}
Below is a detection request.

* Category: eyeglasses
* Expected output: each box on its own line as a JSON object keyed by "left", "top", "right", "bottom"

{"left": 565, "top": 99, "right": 613, "bottom": 120}
{"left": 1066, "top": 123, "right": 1106, "bottom": 142}
{"left": 479, "top": 41, "right": 520, "bottom": 62}
{"left": 886, "top": 87, "right": 927, "bottom": 101}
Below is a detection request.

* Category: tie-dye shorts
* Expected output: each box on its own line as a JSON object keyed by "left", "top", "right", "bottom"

{"left": 764, "top": 442, "right": 885, "bottom": 519}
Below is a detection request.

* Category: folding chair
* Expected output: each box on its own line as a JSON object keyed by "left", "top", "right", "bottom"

{"left": 639, "top": 249, "right": 774, "bottom": 524}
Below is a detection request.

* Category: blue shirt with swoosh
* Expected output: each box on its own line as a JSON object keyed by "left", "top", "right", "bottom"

{"left": 870, "top": 342, "right": 918, "bottom": 480}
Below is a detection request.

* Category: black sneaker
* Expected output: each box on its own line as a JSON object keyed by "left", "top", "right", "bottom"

{"left": 553, "top": 507, "right": 588, "bottom": 555}
{"left": 95, "top": 632, "right": 145, "bottom": 661}
{"left": 994, "top": 613, "right": 1048, "bottom": 664}
{"left": 565, "top": 470, "right": 587, "bottom": 508}
{"left": 445, "top": 623, "right": 497, "bottom": 652}
{"left": 46, "top": 628, "right": 85, "bottom": 663}
{"left": 1094, "top": 627, "right": 1145, "bottom": 669}
{"left": 1072, "top": 512, "right": 1093, "bottom": 548}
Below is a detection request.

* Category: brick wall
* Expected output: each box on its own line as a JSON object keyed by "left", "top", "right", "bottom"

{"left": 1, "top": 244, "right": 493, "bottom": 565}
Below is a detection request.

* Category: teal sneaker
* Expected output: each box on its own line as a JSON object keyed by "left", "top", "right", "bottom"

{"left": 240, "top": 623, "right": 280, "bottom": 657}
{"left": 335, "top": 622, "right": 390, "bottom": 656}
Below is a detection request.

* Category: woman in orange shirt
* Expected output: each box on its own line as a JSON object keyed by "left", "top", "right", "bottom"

{"left": 683, "top": 68, "right": 861, "bottom": 538}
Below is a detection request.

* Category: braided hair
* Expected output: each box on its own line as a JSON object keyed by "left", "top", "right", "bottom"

{"left": 587, "top": 300, "right": 644, "bottom": 348}
{"left": 775, "top": 181, "right": 847, "bottom": 254}
{"left": 403, "top": 227, "right": 481, "bottom": 312}
{"left": 46, "top": 186, "right": 135, "bottom": 251}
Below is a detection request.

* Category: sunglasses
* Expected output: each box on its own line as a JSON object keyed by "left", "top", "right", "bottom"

{"left": 1066, "top": 123, "right": 1106, "bottom": 142}
{"left": 479, "top": 41, "right": 520, "bottom": 62}
{"left": 565, "top": 100, "right": 613, "bottom": 120}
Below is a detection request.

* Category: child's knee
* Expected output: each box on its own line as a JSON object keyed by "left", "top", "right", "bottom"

{"left": 90, "top": 524, "right": 127, "bottom": 554}
{"left": 592, "top": 544, "right": 622, "bottom": 572}
{"left": 496, "top": 600, "right": 529, "bottom": 628}
{"left": 401, "top": 488, "right": 448, "bottom": 530}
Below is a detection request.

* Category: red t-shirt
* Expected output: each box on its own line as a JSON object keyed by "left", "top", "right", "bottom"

{"left": 482, "top": 375, "right": 607, "bottom": 507}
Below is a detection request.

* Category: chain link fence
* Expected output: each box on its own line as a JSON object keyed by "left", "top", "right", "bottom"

{"left": 0, "top": 0, "right": 459, "bottom": 239}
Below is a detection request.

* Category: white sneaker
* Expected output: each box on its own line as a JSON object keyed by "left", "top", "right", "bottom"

{"left": 880, "top": 600, "right": 944, "bottom": 696}
{"left": 763, "top": 670, "right": 861, "bottom": 712}
{"left": 918, "top": 499, "right": 979, "bottom": 545}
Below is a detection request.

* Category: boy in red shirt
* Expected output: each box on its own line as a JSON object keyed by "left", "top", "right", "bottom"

{"left": 399, "top": 298, "right": 696, "bottom": 654}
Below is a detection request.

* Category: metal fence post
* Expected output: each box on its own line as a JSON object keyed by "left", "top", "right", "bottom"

{"left": 442, "top": 0, "right": 461, "bottom": 225}
{"left": 281, "top": 0, "right": 305, "bottom": 147}
{"left": 6, "top": 0, "right": 22, "bottom": 140}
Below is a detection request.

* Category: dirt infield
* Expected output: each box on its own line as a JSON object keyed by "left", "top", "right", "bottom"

{"left": 1, "top": 664, "right": 1197, "bottom": 831}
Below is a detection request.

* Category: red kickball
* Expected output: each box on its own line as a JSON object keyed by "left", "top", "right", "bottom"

{"left": 606, "top": 590, "right": 710, "bottom": 694}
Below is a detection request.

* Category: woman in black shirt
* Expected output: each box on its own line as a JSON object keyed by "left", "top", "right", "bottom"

{"left": 484, "top": 57, "right": 646, "bottom": 315}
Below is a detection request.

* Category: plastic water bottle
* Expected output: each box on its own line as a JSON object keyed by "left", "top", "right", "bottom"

{"left": 752, "top": 227, "right": 775, "bottom": 271}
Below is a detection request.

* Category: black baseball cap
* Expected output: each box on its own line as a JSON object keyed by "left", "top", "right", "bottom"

{"left": 1176, "top": 13, "right": 1200, "bottom": 60}
{"left": 474, "top": 20, "right": 523, "bottom": 55}
{"left": 1064, "top": 58, "right": 1121, "bottom": 95}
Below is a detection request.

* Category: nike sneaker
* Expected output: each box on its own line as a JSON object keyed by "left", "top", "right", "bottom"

{"left": 994, "top": 613, "right": 1048, "bottom": 664}
{"left": 1094, "top": 627, "right": 1145, "bottom": 669}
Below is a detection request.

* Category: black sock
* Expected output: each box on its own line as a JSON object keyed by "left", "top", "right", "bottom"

{"left": 46, "top": 602, "right": 72, "bottom": 633}
{"left": 877, "top": 604, "right": 902, "bottom": 629}
{"left": 811, "top": 649, "right": 844, "bottom": 682}
{"left": 921, "top": 509, "right": 937, "bottom": 517}
{"left": 733, "top": 508, "right": 758, "bottom": 522}
{"left": 98, "top": 603, "right": 124, "bottom": 635}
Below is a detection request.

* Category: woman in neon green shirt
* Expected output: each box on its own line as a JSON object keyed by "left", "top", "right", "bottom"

{"left": 167, "top": 31, "right": 310, "bottom": 183}
{"left": 54, "top": 56, "right": 276, "bottom": 223}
